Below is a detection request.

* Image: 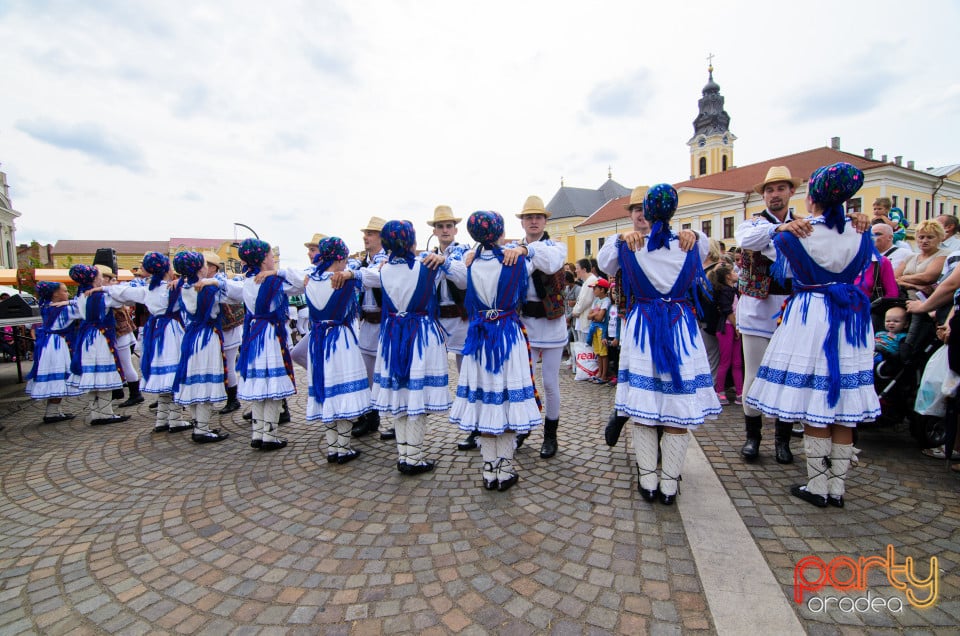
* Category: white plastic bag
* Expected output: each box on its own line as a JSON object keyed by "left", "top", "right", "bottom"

{"left": 572, "top": 341, "right": 599, "bottom": 381}
{"left": 915, "top": 346, "right": 949, "bottom": 416}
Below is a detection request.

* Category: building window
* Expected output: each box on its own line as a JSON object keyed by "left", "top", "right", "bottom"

{"left": 904, "top": 197, "right": 910, "bottom": 221}
{"left": 723, "top": 217, "right": 734, "bottom": 239}
{"left": 940, "top": 202, "right": 945, "bottom": 215}
{"left": 699, "top": 157, "right": 707, "bottom": 176}
{"left": 722, "top": 156, "right": 728, "bottom": 171}
{"left": 925, "top": 201, "right": 931, "bottom": 219}
{"left": 598, "top": 236, "right": 605, "bottom": 250}
{"left": 847, "top": 198, "right": 862, "bottom": 214}
{"left": 701, "top": 220, "right": 712, "bottom": 237}
{"left": 681, "top": 223, "right": 691, "bottom": 231}
{"left": 584, "top": 239, "right": 592, "bottom": 256}
{"left": 915, "top": 199, "right": 921, "bottom": 223}
{"left": 892, "top": 195, "right": 898, "bottom": 208}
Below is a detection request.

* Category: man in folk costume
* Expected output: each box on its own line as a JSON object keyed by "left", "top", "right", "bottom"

{"left": 735, "top": 166, "right": 803, "bottom": 464}
{"left": 64, "top": 264, "right": 131, "bottom": 426}
{"left": 96, "top": 265, "right": 145, "bottom": 409}
{"left": 172, "top": 251, "right": 236, "bottom": 444}
{"left": 26, "top": 281, "right": 81, "bottom": 423}
{"left": 337, "top": 220, "right": 465, "bottom": 474}
{"left": 303, "top": 237, "right": 369, "bottom": 464}
{"left": 514, "top": 195, "right": 567, "bottom": 459}
{"left": 201, "top": 252, "right": 245, "bottom": 416}
{"left": 94, "top": 252, "right": 192, "bottom": 433}
{"left": 289, "top": 233, "right": 327, "bottom": 371}
{"left": 231, "top": 238, "right": 304, "bottom": 451}
{"left": 746, "top": 163, "right": 878, "bottom": 507}
{"left": 352, "top": 216, "right": 393, "bottom": 440}
{"left": 597, "top": 185, "right": 721, "bottom": 504}
{"left": 450, "top": 211, "right": 542, "bottom": 491}
{"left": 601, "top": 187, "right": 698, "bottom": 446}
{"left": 425, "top": 205, "right": 475, "bottom": 451}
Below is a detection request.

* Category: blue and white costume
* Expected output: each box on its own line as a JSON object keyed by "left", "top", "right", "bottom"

{"left": 745, "top": 218, "right": 881, "bottom": 425}
{"left": 105, "top": 278, "right": 190, "bottom": 433}
{"left": 26, "top": 304, "right": 81, "bottom": 401}
{"left": 436, "top": 242, "right": 470, "bottom": 357}
{"left": 174, "top": 282, "right": 238, "bottom": 406}
{"left": 303, "top": 274, "right": 369, "bottom": 425}
{"left": 450, "top": 251, "right": 541, "bottom": 435}
{"left": 599, "top": 234, "right": 721, "bottom": 428}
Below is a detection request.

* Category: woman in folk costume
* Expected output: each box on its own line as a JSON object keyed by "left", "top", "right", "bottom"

{"left": 65, "top": 264, "right": 131, "bottom": 426}
{"left": 26, "top": 281, "right": 81, "bottom": 423}
{"left": 172, "top": 251, "right": 235, "bottom": 444}
{"left": 746, "top": 163, "right": 879, "bottom": 508}
{"left": 233, "top": 238, "right": 303, "bottom": 452}
{"left": 450, "top": 211, "right": 542, "bottom": 491}
{"left": 95, "top": 252, "right": 192, "bottom": 434}
{"left": 597, "top": 184, "right": 721, "bottom": 505}
{"left": 346, "top": 219, "right": 465, "bottom": 475}
{"left": 303, "top": 237, "right": 369, "bottom": 464}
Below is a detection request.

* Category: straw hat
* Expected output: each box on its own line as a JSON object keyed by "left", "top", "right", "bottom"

{"left": 754, "top": 166, "right": 802, "bottom": 194}
{"left": 202, "top": 251, "right": 222, "bottom": 268}
{"left": 304, "top": 233, "right": 327, "bottom": 247}
{"left": 95, "top": 264, "right": 115, "bottom": 279}
{"left": 427, "top": 205, "right": 461, "bottom": 227}
{"left": 361, "top": 216, "right": 387, "bottom": 233}
{"left": 623, "top": 186, "right": 649, "bottom": 210}
{"left": 516, "top": 195, "right": 551, "bottom": 219}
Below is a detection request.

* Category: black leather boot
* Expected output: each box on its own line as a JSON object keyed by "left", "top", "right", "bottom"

{"left": 219, "top": 385, "right": 241, "bottom": 415}
{"left": 740, "top": 415, "right": 763, "bottom": 462}
{"left": 774, "top": 419, "right": 794, "bottom": 464}
{"left": 278, "top": 399, "right": 291, "bottom": 424}
{"left": 118, "top": 381, "right": 145, "bottom": 407}
{"left": 605, "top": 411, "right": 628, "bottom": 447}
{"left": 540, "top": 418, "right": 559, "bottom": 459}
{"left": 457, "top": 429, "right": 479, "bottom": 451}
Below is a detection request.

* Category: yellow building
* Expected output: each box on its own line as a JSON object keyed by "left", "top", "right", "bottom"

{"left": 564, "top": 67, "right": 960, "bottom": 261}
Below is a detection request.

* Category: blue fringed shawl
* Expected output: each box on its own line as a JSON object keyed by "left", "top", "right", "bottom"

{"left": 308, "top": 277, "right": 360, "bottom": 404}
{"left": 27, "top": 305, "right": 77, "bottom": 382}
{"left": 461, "top": 251, "right": 529, "bottom": 373}
{"left": 70, "top": 292, "right": 122, "bottom": 380}
{"left": 379, "top": 262, "right": 440, "bottom": 387}
{"left": 173, "top": 285, "right": 224, "bottom": 393}
{"left": 771, "top": 220, "right": 876, "bottom": 407}
{"left": 617, "top": 238, "right": 707, "bottom": 390}
{"left": 140, "top": 286, "right": 183, "bottom": 381}
{"left": 237, "top": 275, "right": 293, "bottom": 384}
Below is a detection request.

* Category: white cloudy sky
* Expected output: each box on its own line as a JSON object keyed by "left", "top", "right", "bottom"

{"left": 1, "top": 0, "right": 958, "bottom": 266}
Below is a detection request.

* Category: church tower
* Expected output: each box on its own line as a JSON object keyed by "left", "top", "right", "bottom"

{"left": 687, "top": 60, "right": 736, "bottom": 179}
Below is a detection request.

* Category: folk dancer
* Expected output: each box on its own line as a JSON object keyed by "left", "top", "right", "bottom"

{"left": 95, "top": 252, "right": 192, "bottom": 433}
{"left": 746, "top": 163, "right": 879, "bottom": 508}
{"left": 172, "top": 251, "right": 236, "bottom": 444}
{"left": 64, "top": 264, "right": 131, "bottom": 426}
{"left": 338, "top": 220, "right": 465, "bottom": 474}
{"left": 450, "top": 211, "right": 542, "bottom": 491}
{"left": 597, "top": 184, "right": 721, "bottom": 504}
{"left": 514, "top": 195, "right": 567, "bottom": 459}
{"left": 26, "top": 281, "right": 81, "bottom": 423}
{"left": 303, "top": 237, "right": 369, "bottom": 463}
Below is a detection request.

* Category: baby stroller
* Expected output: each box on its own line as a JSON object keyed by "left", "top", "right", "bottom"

{"left": 870, "top": 297, "right": 947, "bottom": 448}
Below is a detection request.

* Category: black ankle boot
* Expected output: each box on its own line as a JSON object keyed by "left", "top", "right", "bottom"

{"left": 774, "top": 419, "right": 794, "bottom": 464}
{"left": 219, "top": 385, "right": 241, "bottom": 415}
{"left": 605, "top": 411, "right": 628, "bottom": 447}
{"left": 457, "top": 429, "right": 479, "bottom": 451}
{"left": 118, "top": 381, "right": 145, "bottom": 407}
{"left": 540, "top": 418, "right": 559, "bottom": 458}
{"left": 740, "top": 415, "right": 763, "bottom": 462}
{"left": 278, "top": 399, "right": 291, "bottom": 424}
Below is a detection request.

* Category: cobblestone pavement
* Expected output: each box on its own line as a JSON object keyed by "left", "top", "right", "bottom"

{"left": 0, "top": 358, "right": 957, "bottom": 634}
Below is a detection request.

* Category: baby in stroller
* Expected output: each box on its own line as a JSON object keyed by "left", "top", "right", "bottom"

{"left": 875, "top": 306, "right": 908, "bottom": 366}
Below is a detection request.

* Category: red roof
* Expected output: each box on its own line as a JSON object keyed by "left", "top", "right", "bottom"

{"left": 53, "top": 240, "right": 168, "bottom": 255}
{"left": 169, "top": 238, "right": 232, "bottom": 249}
{"left": 577, "top": 146, "right": 889, "bottom": 228}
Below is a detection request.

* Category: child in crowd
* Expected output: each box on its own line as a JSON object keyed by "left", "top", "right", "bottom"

{"left": 605, "top": 281, "right": 621, "bottom": 386}
{"left": 586, "top": 278, "right": 612, "bottom": 384}
{"left": 875, "top": 306, "right": 909, "bottom": 364}
{"left": 709, "top": 263, "right": 743, "bottom": 405}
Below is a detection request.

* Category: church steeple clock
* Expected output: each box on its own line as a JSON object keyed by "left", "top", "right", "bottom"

{"left": 687, "top": 56, "right": 736, "bottom": 179}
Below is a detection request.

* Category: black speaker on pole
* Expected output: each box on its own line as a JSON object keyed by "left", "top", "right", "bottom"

{"left": 93, "top": 248, "right": 118, "bottom": 274}
{"left": 0, "top": 294, "right": 38, "bottom": 319}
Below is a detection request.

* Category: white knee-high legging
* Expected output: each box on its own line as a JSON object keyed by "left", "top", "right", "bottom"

{"left": 531, "top": 346, "right": 563, "bottom": 420}
{"left": 741, "top": 333, "right": 772, "bottom": 418}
